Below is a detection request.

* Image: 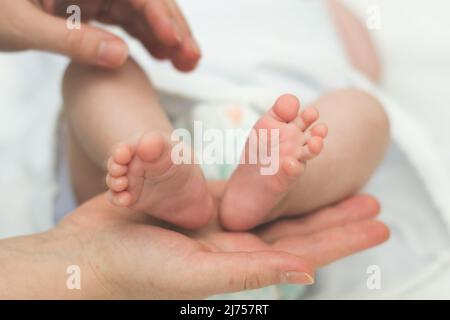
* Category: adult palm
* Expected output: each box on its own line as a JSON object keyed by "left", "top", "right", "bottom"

{"left": 60, "top": 191, "right": 388, "bottom": 299}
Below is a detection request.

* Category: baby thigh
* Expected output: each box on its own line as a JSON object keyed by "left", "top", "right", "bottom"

{"left": 283, "top": 88, "right": 390, "bottom": 215}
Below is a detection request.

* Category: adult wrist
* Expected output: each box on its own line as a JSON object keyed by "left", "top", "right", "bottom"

{"left": 0, "top": 228, "right": 108, "bottom": 299}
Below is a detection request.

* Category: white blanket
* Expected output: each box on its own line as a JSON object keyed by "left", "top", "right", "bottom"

{"left": 0, "top": 52, "right": 65, "bottom": 237}
{"left": 340, "top": 0, "right": 450, "bottom": 298}
{"left": 343, "top": 0, "right": 450, "bottom": 228}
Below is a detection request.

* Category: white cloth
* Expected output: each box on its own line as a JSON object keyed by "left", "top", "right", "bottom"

{"left": 0, "top": 52, "right": 66, "bottom": 238}
{"left": 130, "top": 0, "right": 350, "bottom": 107}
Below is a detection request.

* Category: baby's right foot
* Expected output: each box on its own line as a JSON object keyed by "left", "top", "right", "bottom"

{"left": 106, "top": 132, "right": 214, "bottom": 229}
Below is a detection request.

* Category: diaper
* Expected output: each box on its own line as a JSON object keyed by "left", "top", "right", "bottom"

{"left": 173, "top": 101, "right": 258, "bottom": 180}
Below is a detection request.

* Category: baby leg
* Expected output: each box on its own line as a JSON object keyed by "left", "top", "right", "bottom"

{"left": 282, "top": 88, "right": 390, "bottom": 215}
{"left": 63, "top": 59, "right": 214, "bottom": 228}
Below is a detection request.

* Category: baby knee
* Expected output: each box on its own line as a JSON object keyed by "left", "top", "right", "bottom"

{"left": 341, "top": 88, "right": 390, "bottom": 142}
{"left": 358, "top": 90, "right": 389, "bottom": 144}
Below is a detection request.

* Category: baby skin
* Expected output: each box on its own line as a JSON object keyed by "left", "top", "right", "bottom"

{"left": 105, "top": 133, "right": 214, "bottom": 229}
{"left": 63, "top": 58, "right": 389, "bottom": 231}
{"left": 63, "top": 60, "right": 216, "bottom": 229}
{"left": 107, "top": 93, "right": 327, "bottom": 230}
{"left": 220, "top": 95, "right": 328, "bottom": 230}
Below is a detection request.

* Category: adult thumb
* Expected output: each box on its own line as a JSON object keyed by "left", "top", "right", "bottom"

{"left": 196, "top": 251, "right": 315, "bottom": 297}
{"left": 24, "top": 7, "right": 129, "bottom": 68}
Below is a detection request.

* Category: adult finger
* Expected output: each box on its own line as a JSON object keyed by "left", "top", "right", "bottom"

{"left": 192, "top": 250, "right": 315, "bottom": 297}
{"left": 166, "top": 0, "right": 192, "bottom": 37}
{"left": 272, "top": 220, "right": 390, "bottom": 267}
{"left": 258, "top": 195, "right": 381, "bottom": 243}
{"left": 134, "top": 0, "right": 201, "bottom": 71}
{"left": 170, "top": 37, "right": 201, "bottom": 72}
{"left": 122, "top": 19, "right": 172, "bottom": 60}
{"left": 133, "top": 0, "right": 182, "bottom": 47}
{"left": 165, "top": 0, "right": 202, "bottom": 71}
{"left": 23, "top": 7, "right": 129, "bottom": 68}
{"left": 121, "top": 15, "right": 200, "bottom": 71}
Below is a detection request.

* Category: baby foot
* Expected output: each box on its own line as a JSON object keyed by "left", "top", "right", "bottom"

{"left": 220, "top": 94, "right": 328, "bottom": 231}
{"left": 106, "top": 132, "right": 214, "bottom": 229}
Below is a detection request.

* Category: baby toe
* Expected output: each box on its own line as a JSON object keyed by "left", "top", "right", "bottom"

{"left": 111, "top": 176, "right": 129, "bottom": 192}
{"left": 112, "top": 144, "right": 134, "bottom": 165}
{"left": 108, "top": 158, "right": 128, "bottom": 177}
{"left": 282, "top": 157, "right": 305, "bottom": 177}
{"left": 304, "top": 123, "right": 328, "bottom": 141}
{"left": 310, "top": 123, "right": 328, "bottom": 138}
{"left": 136, "top": 132, "right": 166, "bottom": 162}
{"left": 298, "top": 107, "right": 319, "bottom": 131}
{"left": 299, "top": 136, "right": 324, "bottom": 161}
{"left": 111, "top": 191, "right": 132, "bottom": 207}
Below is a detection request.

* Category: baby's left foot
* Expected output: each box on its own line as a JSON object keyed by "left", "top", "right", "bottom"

{"left": 220, "top": 94, "right": 328, "bottom": 231}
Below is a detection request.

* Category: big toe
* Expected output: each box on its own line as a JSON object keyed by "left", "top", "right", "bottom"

{"left": 272, "top": 94, "right": 300, "bottom": 123}
{"left": 136, "top": 132, "right": 166, "bottom": 162}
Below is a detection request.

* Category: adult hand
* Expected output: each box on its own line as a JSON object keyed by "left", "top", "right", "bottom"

{"left": 0, "top": 193, "right": 388, "bottom": 299}
{"left": 0, "top": 0, "right": 200, "bottom": 70}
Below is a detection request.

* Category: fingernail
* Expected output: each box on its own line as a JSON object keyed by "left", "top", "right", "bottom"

{"left": 97, "top": 40, "right": 129, "bottom": 67}
{"left": 281, "top": 272, "right": 315, "bottom": 285}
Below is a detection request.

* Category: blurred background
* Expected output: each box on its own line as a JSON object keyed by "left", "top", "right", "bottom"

{"left": 0, "top": 0, "right": 449, "bottom": 298}
{"left": 343, "top": 0, "right": 450, "bottom": 165}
